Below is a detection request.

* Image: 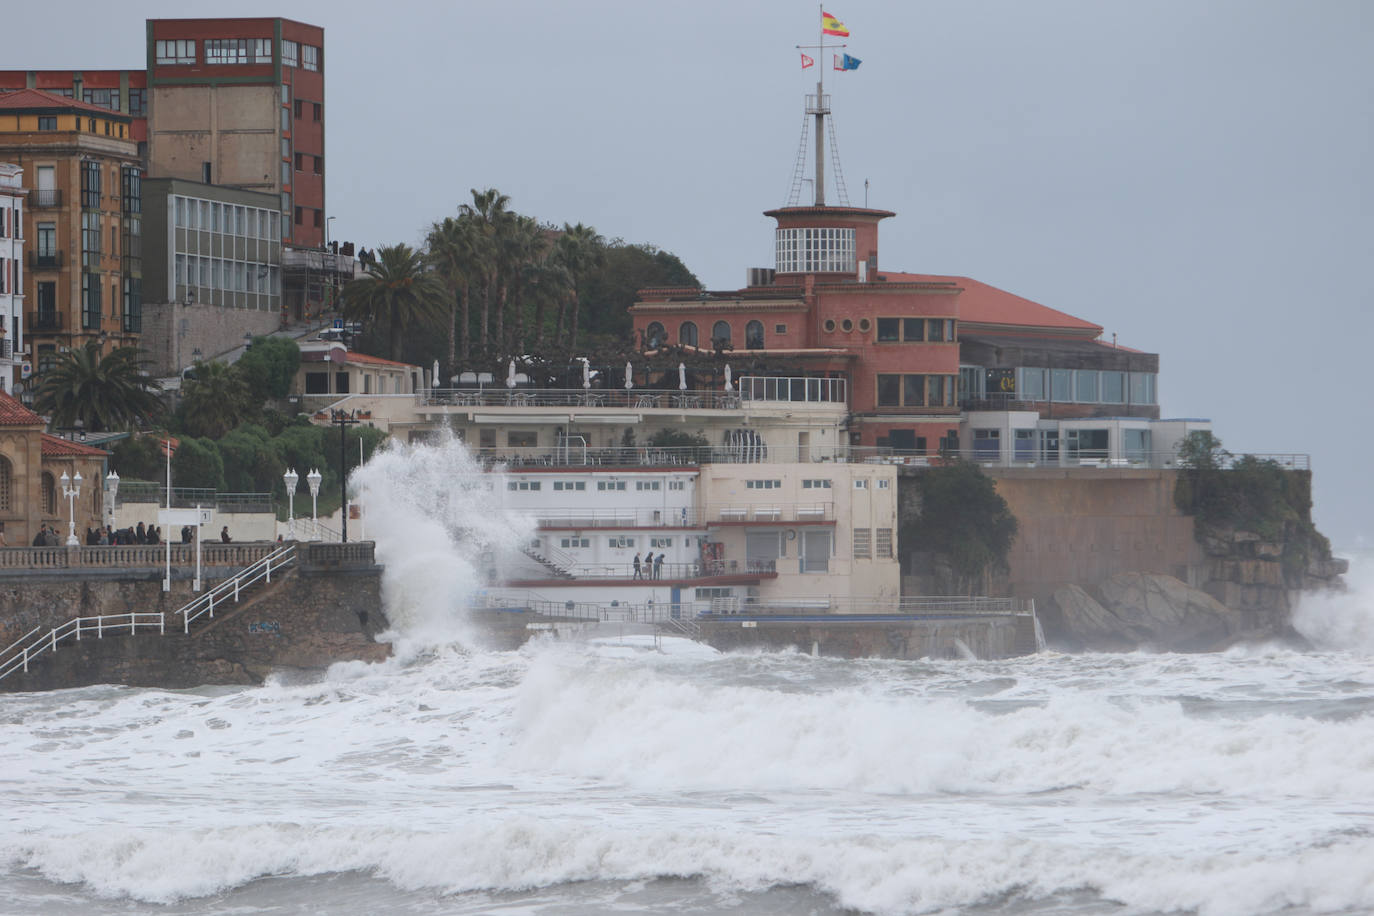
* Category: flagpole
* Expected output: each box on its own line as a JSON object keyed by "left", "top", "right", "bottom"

{"left": 815, "top": 3, "right": 826, "bottom": 205}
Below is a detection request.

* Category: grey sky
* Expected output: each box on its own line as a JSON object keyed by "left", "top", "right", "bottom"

{"left": 10, "top": 1, "right": 1373, "bottom": 548}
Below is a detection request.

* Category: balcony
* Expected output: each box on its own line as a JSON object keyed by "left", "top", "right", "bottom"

{"left": 28, "top": 311, "right": 64, "bottom": 332}
{"left": 27, "top": 251, "right": 63, "bottom": 270}
{"left": 30, "top": 189, "right": 62, "bottom": 209}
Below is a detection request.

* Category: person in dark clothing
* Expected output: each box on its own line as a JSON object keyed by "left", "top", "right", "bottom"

{"left": 221, "top": 526, "right": 231, "bottom": 543}
{"left": 148, "top": 526, "right": 160, "bottom": 545}
{"left": 181, "top": 525, "right": 192, "bottom": 544}
{"left": 32, "top": 528, "right": 44, "bottom": 547}
{"left": 632, "top": 553, "right": 642, "bottom": 579}
{"left": 135, "top": 521, "right": 146, "bottom": 544}
{"left": 654, "top": 553, "right": 665, "bottom": 579}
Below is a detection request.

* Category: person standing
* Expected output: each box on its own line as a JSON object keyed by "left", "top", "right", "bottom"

{"left": 220, "top": 526, "right": 231, "bottom": 544}
{"left": 632, "top": 552, "right": 642, "bottom": 579}
{"left": 654, "top": 553, "right": 664, "bottom": 580}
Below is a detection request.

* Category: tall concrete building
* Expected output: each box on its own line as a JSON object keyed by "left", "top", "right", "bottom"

{"left": 146, "top": 17, "right": 325, "bottom": 250}
{"left": 0, "top": 163, "right": 26, "bottom": 394}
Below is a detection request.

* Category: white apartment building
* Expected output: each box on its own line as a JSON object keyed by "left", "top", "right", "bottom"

{"left": 0, "top": 164, "right": 25, "bottom": 394}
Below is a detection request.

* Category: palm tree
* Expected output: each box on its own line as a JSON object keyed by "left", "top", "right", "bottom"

{"left": 459, "top": 188, "right": 511, "bottom": 353}
{"left": 34, "top": 340, "right": 164, "bottom": 432}
{"left": 553, "top": 223, "right": 605, "bottom": 348}
{"left": 426, "top": 214, "right": 477, "bottom": 369}
{"left": 179, "top": 360, "right": 252, "bottom": 439}
{"left": 343, "top": 243, "right": 446, "bottom": 362}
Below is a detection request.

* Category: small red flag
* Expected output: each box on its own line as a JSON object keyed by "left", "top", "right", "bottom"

{"left": 800, "top": 53, "right": 814, "bottom": 69}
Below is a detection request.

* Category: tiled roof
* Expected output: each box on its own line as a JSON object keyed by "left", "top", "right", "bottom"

{"left": 344, "top": 351, "right": 417, "bottom": 369}
{"left": 40, "top": 433, "right": 110, "bottom": 458}
{"left": 0, "top": 391, "right": 43, "bottom": 426}
{"left": 879, "top": 272, "right": 1102, "bottom": 334}
{"left": 0, "top": 87, "right": 132, "bottom": 118}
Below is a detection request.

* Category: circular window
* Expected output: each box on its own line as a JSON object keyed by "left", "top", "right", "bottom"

{"left": 858, "top": 318, "right": 872, "bottom": 333}
{"left": 841, "top": 318, "right": 854, "bottom": 332}
{"left": 824, "top": 319, "right": 836, "bottom": 332}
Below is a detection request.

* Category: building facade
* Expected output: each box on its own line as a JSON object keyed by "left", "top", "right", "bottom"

{"left": 0, "top": 164, "right": 24, "bottom": 394}
{"left": 0, "top": 70, "right": 149, "bottom": 148}
{"left": 146, "top": 18, "right": 325, "bottom": 249}
{"left": 0, "top": 392, "right": 109, "bottom": 545}
{"left": 0, "top": 90, "right": 143, "bottom": 382}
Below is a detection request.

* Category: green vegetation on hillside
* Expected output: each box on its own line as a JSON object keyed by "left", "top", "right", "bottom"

{"left": 901, "top": 461, "right": 1019, "bottom": 594}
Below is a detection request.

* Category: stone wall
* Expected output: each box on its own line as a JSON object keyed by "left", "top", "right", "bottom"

{"left": 140, "top": 298, "right": 282, "bottom": 376}
{"left": 0, "top": 542, "right": 388, "bottom": 692}
{"left": 697, "top": 615, "right": 1029, "bottom": 660}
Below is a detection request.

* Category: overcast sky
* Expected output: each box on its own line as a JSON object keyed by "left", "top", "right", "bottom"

{"left": 10, "top": 1, "right": 1373, "bottom": 548}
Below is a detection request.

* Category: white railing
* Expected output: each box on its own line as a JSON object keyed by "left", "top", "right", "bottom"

{"left": 0, "top": 545, "right": 297, "bottom": 685}
{"left": 181, "top": 544, "right": 296, "bottom": 632}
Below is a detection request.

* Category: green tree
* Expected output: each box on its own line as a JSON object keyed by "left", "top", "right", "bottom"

{"left": 34, "top": 340, "right": 164, "bottom": 432}
{"left": 1175, "top": 430, "right": 1231, "bottom": 471}
{"left": 427, "top": 213, "right": 478, "bottom": 369}
{"left": 236, "top": 336, "right": 301, "bottom": 401}
{"left": 171, "top": 436, "right": 225, "bottom": 490}
{"left": 460, "top": 188, "right": 512, "bottom": 354}
{"left": 217, "top": 424, "right": 279, "bottom": 492}
{"left": 343, "top": 243, "right": 446, "bottom": 362}
{"left": 901, "top": 461, "right": 1019, "bottom": 594}
{"left": 109, "top": 434, "right": 166, "bottom": 481}
{"left": 552, "top": 222, "right": 605, "bottom": 347}
{"left": 580, "top": 242, "right": 699, "bottom": 343}
{"left": 179, "top": 360, "right": 253, "bottom": 439}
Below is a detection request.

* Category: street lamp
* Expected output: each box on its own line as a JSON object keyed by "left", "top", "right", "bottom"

{"left": 306, "top": 468, "right": 322, "bottom": 540}
{"left": 104, "top": 470, "right": 119, "bottom": 530}
{"left": 60, "top": 471, "right": 82, "bottom": 546}
{"left": 283, "top": 467, "right": 298, "bottom": 540}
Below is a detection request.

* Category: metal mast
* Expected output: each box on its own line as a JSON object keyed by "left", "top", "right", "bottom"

{"left": 792, "top": 4, "right": 850, "bottom": 207}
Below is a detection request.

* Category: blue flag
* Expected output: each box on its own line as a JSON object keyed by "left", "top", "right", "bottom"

{"left": 833, "top": 53, "right": 862, "bottom": 71}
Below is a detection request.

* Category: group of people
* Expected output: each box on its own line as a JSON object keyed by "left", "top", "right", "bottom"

{"left": 78, "top": 522, "right": 165, "bottom": 545}
{"left": 632, "top": 551, "right": 667, "bottom": 579}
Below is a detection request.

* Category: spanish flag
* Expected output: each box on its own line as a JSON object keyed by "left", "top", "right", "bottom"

{"left": 822, "top": 10, "right": 849, "bottom": 37}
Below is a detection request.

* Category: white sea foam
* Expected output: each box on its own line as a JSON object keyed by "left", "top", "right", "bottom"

{"left": 1293, "top": 550, "right": 1374, "bottom": 653}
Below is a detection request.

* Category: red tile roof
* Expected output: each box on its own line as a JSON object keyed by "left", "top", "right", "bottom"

{"left": 0, "top": 391, "right": 44, "bottom": 427}
{"left": 41, "top": 434, "right": 110, "bottom": 458}
{"left": 879, "top": 272, "right": 1102, "bottom": 335}
{"left": 340, "top": 351, "right": 416, "bottom": 369}
{"left": 0, "top": 87, "right": 133, "bottom": 118}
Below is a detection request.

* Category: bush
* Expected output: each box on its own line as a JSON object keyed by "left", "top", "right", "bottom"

{"left": 171, "top": 436, "right": 225, "bottom": 490}
{"left": 901, "top": 461, "right": 1018, "bottom": 593}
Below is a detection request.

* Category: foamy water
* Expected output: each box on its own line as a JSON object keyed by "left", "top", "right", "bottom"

{"left": 1, "top": 439, "right": 1371, "bottom": 916}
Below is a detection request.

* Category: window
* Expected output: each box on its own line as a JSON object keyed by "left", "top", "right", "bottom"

{"left": 635, "top": 481, "right": 661, "bottom": 491}
{"left": 0, "top": 456, "right": 10, "bottom": 512}
{"left": 81, "top": 272, "right": 101, "bottom": 329}
{"left": 877, "top": 374, "right": 900, "bottom": 407}
{"left": 81, "top": 212, "right": 101, "bottom": 268}
{"left": 645, "top": 321, "right": 665, "bottom": 348}
{"left": 128, "top": 88, "right": 146, "bottom": 116}
{"left": 1130, "top": 372, "right": 1156, "bottom": 405}
{"left": 1124, "top": 428, "right": 1151, "bottom": 462}
{"left": 281, "top": 39, "right": 299, "bottom": 67}
{"left": 877, "top": 479, "right": 890, "bottom": 489}
{"left": 312, "top": 102, "right": 321, "bottom": 122}
{"left": 560, "top": 537, "right": 590, "bottom": 549}
{"left": 876, "top": 528, "right": 893, "bottom": 558}
{"left": 1051, "top": 369, "right": 1073, "bottom": 402}
{"left": 294, "top": 152, "right": 303, "bottom": 171}
{"left": 122, "top": 277, "right": 142, "bottom": 333}
{"left": 294, "top": 206, "right": 303, "bottom": 225}
{"left": 42, "top": 473, "right": 57, "bottom": 516}
{"left": 36, "top": 223, "right": 56, "bottom": 262}
{"left": 854, "top": 479, "right": 867, "bottom": 489}
{"left": 254, "top": 38, "right": 274, "bottom": 61}
{"left": 506, "top": 480, "right": 541, "bottom": 491}
{"left": 293, "top": 98, "right": 303, "bottom": 119}
{"left": 801, "top": 529, "right": 831, "bottom": 573}
{"left": 37, "top": 116, "right": 56, "bottom": 131}
{"left": 877, "top": 318, "right": 900, "bottom": 342}
{"left": 711, "top": 320, "right": 731, "bottom": 347}
{"left": 80, "top": 160, "right": 101, "bottom": 210}
{"left": 1020, "top": 367, "right": 1046, "bottom": 401}
{"left": 302, "top": 45, "right": 320, "bottom": 71}
{"left": 1014, "top": 428, "right": 1035, "bottom": 461}
{"left": 668, "top": 480, "right": 685, "bottom": 490}
{"left": 745, "top": 479, "right": 781, "bottom": 489}
{"left": 1076, "top": 370, "right": 1099, "bottom": 403}
{"left": 552, "top": 481, "right": 586, "bottom": 491}
{"left": 205, "top": 38, "right": 251, "bottom": 64}
{"left": 313, "top": 209, "right": 321, "bottom": 227}
{"left": 679, "top": 321, "right": 698, "bottom": 347}
{"left": 508, "top": 432, "right": 537, "bottom": 448}
{"left": 597, "top": 480, "right": 626, "bottom": 491}
{"left": 974, "top": 428, "right": 1001, "bottom": 460}
{"left": 903, "top": 375, "right": 924, "bottom": 407}
{"left": 745, "top": 320, "right": 764, "bottom": 349}
{"left": 927, "top": 319, "right": 945, "bottom": 342}
{"left": 312, "top": 155, "right": 322, "bottom": 174}
{"left": 155, "top": 39, "right": 197, "bottom": 65}
{"left": 775, "top": 226, "right": 856, "bottom": 273}
{"left": 82, "top": 88, "right": 116, "bottom": 110}
{"left": 775, "top": 324, "right": 787, "bottom": 334}
{"left": 1101, "top": 371, "right": 1126, "bottom": 404}
{"left": 121, "top": 167, "right": 140, "bottom": 214}
{"left": 608, "top": 536, "right": 635, "bottom": 548}
{"left": 696, "top": 587, "right": 733, "bottom": 600}
{"left": 802, "top": 479, "right": 832, "bottom": 489}
{"left": 650, "top": 537, "right": 673, "bottom": 548}
{"left": 853, "top": 528, "right": 872, "bottom": 559}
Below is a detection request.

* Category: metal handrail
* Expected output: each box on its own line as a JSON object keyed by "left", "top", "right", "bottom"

{"left": 181, "top": 544, "right": 295, "bottom": 632}
{"left": 508, "top": 559, "right": 778, "bottom": 582}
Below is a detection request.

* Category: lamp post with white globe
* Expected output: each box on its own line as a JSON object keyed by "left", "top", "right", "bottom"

{"left": 306, "top": 468, "right": 322, "bottom": 540}
{"left": 60, "top": 471, "right": 82, "bottom": 546}
{"left": 282, "top": 467, "right": 298, "bottom": 540}
{"left": 104, "top": 470, "right": 119, "bottom": 531}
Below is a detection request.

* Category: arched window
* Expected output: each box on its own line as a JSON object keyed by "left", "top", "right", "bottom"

{"left": 712, "top": 321, "right": 732, "bottom": 348}
{"left": 0, "top": 456, "right": 11, "bottom": 512}
{"left": 679, "top": 321, "right": 699, "bottom": 347}
{"left": 42, "top": 472, "right": 56, "bottom": 516}
{"left": 745, "top": 320, "right": 765, "bottom": 349}
{"left": 645, "top": 322, "right": 666, "bottom": 349}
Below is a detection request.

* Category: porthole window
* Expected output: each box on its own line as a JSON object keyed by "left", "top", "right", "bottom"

{"left": 858, "top": 318, "right": 872, "bottom": 333}
{"left": 824, "top": 319, "right": 836, "bottom": 332}
{"left": 841, "top": 318, "right": 854, "bottom": 332}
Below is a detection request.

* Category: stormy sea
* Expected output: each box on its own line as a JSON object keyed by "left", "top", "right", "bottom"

{"left": 2, "top": 438, "right": 1372, "bottom": 916}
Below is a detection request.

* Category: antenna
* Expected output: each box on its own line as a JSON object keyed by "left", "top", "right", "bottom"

{"left": 792, "top": 5, "right": 853, "bottom": 207}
